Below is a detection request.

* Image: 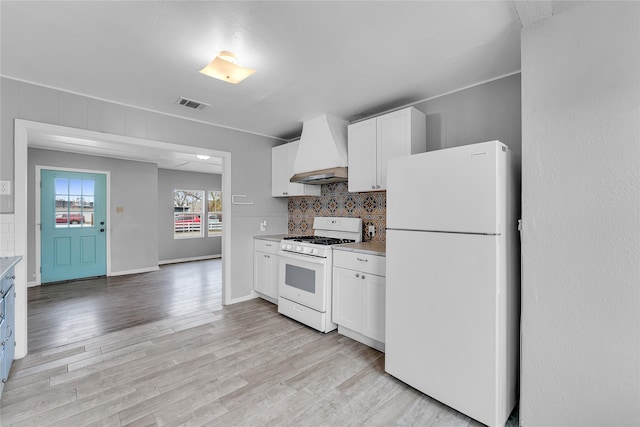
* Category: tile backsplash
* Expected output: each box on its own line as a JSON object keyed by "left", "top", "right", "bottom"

{"left": 0, "top": 214, "right": 16, "bottom": 256}
{"left": 288, "top": 182, "right": 386, "bottom": 242}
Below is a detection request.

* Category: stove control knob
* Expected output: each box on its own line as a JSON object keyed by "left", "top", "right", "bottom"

{"left": 312, "top": 249, "right": 319, "bottom": 255}
{"left": 303, "top": 247, "right": 312, "bottom": 254}
{"left": 281, "top": 244, "right": 286, "bottom": 250}
{"left": 296, "top": 246, "right": 302, "bottom": 252}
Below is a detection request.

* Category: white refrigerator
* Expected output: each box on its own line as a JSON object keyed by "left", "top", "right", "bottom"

{"left": 385, "top": 140, "right": 520, "bottom": 427}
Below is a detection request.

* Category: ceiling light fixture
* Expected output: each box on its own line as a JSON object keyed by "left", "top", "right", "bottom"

{"left": 196, "top": 154, "right": 210, "bottom": 160}
{"left": 199, "top": 50, "right": 256, "bottom": 84}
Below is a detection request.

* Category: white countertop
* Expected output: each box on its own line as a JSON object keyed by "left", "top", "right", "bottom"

{"left": 333, "top": 242, "right": 386, "bottom": 257}
{"left": 254, "top": 235, "right": 386, "bottom": 256}
{"left": 253, "top": 234, "right": 290, "bottom": 242}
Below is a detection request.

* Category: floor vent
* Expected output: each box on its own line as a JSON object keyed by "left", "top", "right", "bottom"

{"left": 175, "top": 97, "right": 209, "bottom": 110}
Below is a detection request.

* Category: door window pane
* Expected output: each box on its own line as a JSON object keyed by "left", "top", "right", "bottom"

{"left": 54, "top": 176, "right": 95, "bottom": 228}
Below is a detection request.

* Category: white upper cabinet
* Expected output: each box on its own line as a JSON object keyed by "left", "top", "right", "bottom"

{"left": 348, "top": 107, "right": 426, "bottom": 193}
{"left": 346, "top": 118, "right": 378, "bottom": 192}
{"left": 272, "top": 141, "right": 321, "bottom": 197}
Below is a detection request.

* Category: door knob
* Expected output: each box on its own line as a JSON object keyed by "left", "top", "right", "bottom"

{"left": 100, "top": 221, "right": 105, "bottom": 225}
{"left": 100, "top": 228, "right": 105, "bottom": 232}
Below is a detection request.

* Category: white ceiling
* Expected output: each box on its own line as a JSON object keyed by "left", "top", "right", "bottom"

{"left": 1, "top": 1, "right": 522, "bottom": 171}
{"left": 28, "top": 131, "right": 223, "bottom": 174}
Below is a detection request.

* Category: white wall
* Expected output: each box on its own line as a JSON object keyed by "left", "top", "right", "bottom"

{"left": 520, "top": 2, "right": 640, "bottom": 426}
{"left": 157, "top": 168, "right": 222, "bottom": 263}
{"left": 1, "top": 77, "right": 288, "bottom": 301}
{"left": 414, "top": 73, "right": 522, "bottom": 172}
{"left": 28, "top": 148, "right": 159, "bottom": 279}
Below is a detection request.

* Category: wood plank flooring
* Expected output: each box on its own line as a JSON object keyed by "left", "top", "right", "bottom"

{"left": 26, "top": 260, "right": 222, "bottom": 353}
{"left": 1, "top": 260, "right": 518, "bottom": 426}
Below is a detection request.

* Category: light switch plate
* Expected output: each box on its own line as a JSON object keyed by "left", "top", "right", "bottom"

{"left": 0, "top": 180, "right": 11, "bottom": 195}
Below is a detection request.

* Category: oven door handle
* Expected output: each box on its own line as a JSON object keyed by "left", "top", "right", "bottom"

{"left": 278, "top": 251, "right": 327, "bottom": 265}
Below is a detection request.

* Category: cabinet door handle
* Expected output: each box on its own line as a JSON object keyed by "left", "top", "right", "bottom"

{"left": 264, "top": 255, "right": 270, "bottom": 259}
{"left": 357, "top": 258, "right": 368, "bottom": 262}
{"left": 376, "top": 185, "right": 380, "bottom": 189}
{"left": 371, "top": 185, "right": 375, "bottom": 189}
{"left": 355, "top": 273, "right": 360, "bottom": 278}
{"left": 265, "top": 243, "right": 272, "bottom": 247}
{"left": 361, "top": 275, "right": 366, "bottom": 280}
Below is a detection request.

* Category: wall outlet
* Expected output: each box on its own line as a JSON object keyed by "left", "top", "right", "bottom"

{"left": 0, "top": 180, "right": 11, "bottom": 195}
{"left": 368, "top": 225, "right": 375, "bottom": 237}
{"left": 260, "top": 220, "right": 267, "bottom": 232}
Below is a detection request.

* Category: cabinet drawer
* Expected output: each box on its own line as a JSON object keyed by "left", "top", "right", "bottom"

{"left": 333, "top": 251, "right": 385, "bottom": 276}
{"left": 0, "top": 294, "right": 4, "bottom": 321}
{"left": 0, "top": 271, "right": 14, "bottom": 296}
{"left": 0, "top": 318, "right": 8, "bottom": 345}
{"left": 254, "top": 239, "right": 280, "bottom": 254}
{"left": 0, "top": 346, "right": 5, "bottom": 384}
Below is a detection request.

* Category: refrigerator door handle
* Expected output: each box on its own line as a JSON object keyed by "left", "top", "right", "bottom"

{"left": 386, "top": 227, "right": 500, "bottom": 236}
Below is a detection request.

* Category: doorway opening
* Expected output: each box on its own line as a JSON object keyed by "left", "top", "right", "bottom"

{"left": 14, "top": 119, "right": 233, "bottom": 359}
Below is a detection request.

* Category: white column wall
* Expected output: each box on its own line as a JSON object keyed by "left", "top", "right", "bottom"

{"left": 520, "top": 2, "right": 640, "bottom": 426}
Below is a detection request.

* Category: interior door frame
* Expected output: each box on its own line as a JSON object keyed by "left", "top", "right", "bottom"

{"left": 14, "top": 119, "right": 233, "bottom": 359}
{"left": 35, "top": 165, "right": 112, "bottom": 286}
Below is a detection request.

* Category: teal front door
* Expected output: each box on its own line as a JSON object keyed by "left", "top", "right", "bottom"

{"left": 41, "top": 169, "right": 107, "bottom": 283}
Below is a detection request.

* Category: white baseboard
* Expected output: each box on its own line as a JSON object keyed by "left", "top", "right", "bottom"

{"left": 255, "top": 292, "right": 278, "bottom": 305}
{"left": 110, "top": 266, "right": 160, "bottom": 276}
{"left": 227, "top": 292, "right": 259, "bottom": 305}
{"left": 28, "top": 266, "right": 160, "bottom": 285}
{"left": 337, "top": 325, "right": 385, "bottom": 353}
{"left": 158, "top": 254, "right": 222, "bottom": 265}
{"left": 27, "top": 258, "right": 217, "bottom": 286}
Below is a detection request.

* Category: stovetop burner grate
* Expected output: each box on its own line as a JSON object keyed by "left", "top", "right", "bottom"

{"left": 283, "top": 236, "right": 355, "bottom": 246}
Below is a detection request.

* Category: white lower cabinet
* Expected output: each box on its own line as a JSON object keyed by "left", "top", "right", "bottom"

{"left": 333, "top": 267, "right": 363, "bottom": 331}
{"left": 332, "top": 250, "right": 386, "bottom": 351}
{"left": 362, "top": 273, "right": 385, "bottom": 342}
{"left": 253, "top": 239, "right": 279, "bottom": 304}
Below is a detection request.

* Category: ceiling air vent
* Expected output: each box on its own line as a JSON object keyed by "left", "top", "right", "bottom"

{"left": 175, "top": 97, "right": 209, "bottom": 110}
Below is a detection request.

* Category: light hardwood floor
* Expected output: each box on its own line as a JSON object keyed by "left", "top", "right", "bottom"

{"left": 1, "top": 260, "right": 518, "bottom": 426}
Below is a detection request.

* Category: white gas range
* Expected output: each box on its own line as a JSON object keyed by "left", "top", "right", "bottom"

{"left": 278, "top": 217, "right": 362, "bottom": 332}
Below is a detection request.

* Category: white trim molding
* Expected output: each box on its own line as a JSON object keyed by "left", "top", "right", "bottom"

{"left": 159, "top": 254, "right": 222, "bottom": 265}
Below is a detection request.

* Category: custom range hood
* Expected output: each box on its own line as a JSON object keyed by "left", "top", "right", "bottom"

{"left": 290, "top": 114, "right": 349, "bottom": 185}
